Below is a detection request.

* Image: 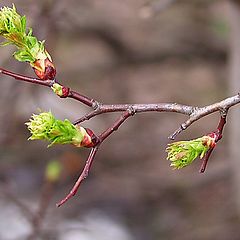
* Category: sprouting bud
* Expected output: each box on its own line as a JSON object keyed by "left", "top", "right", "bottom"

{"left": 26, "top": 111, "right": 97, "bottom": 148}
{"left": 166, "top": 135, "right": 215, "bottom": 169}
{"left": 74, "top": 127, "right": 99, "bottom": 148}
{"left": 33, "top": 58, "right": 56, "bottom": 80}
{"left": 0, "top": 4, "right": 56, "bottom": 80}
{"left": 51, "top": 83, "right": 69, "bottom": 97}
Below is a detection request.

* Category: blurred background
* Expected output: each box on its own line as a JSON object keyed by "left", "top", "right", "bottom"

{"left": 0, "top": 0, "right": 240, "bottom": 239}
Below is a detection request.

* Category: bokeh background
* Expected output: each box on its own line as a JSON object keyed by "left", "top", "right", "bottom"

{"left": 0, "top": 0, "right": 240, "bottom": 239}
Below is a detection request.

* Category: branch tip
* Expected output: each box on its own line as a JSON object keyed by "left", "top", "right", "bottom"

{"left": 56, "top": 147, "right": 99, "bottom": 207}
{"left": 169, "top": 127, "right": 182, "bottom": 140}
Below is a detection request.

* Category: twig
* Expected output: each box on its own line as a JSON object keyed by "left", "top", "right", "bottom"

{"left": 74, "top": 103, "right": 194, "bottom": 124}
{"left": 0, "top": 68, "right": 53, "bottom": 87}
{"left": 199, "top": 110, "right": 228, "bottom": 173}
{"left": 56, "top": 146, "right": 99, "bottom": 207}
{"left": 169, "top": 95, "right": 240, "bottom": 139}
{"left": 0, "top": 68, "right": 97, "bottom": 108}
{"left": 68, "top": 90, "right": 98, "bottom": 108}
{"left": 57, "top": 110, "right": 134, "bottom": 206}
{"left": 99, "top": 109, "right": 135, "bottom": 142}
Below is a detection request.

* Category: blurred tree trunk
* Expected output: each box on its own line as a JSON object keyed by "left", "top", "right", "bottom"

{"left": 228, "top": 0, "right": 240, "bottom": 213}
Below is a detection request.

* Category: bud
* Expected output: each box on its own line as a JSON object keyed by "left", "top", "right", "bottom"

{"left": 26, "top": 112, "right": 55, "bottom": 141}
{"left": 0, "top": 5, "right": 56, "bottom": 79}
{"left": 26, "top": 111, "right": 97, "bottom": 148}
{"left": 166, "top": 136, "right": 215, "bottom": 169}
{"left": 51, "top": 83, "right": 69, "bottom": 97}
{"left": 73, "top": 127, "right": 98, "bottom": 148}
{"left": 33, "top": 58, "right": 56, "bottom": 80}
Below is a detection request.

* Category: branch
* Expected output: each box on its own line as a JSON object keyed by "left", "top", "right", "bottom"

{"left": 199, "top": 110, "right": 228, "bottom": 173}
{"left": 56, "top": 146, "right": 99, "bottom": 207}
{"left": 0, "top": 68, "right": 97, "bottom": 108}
{"left": 56, "top": 110, "right": 134, "bottom": 207}
{"left": 2, "top": 67, "right": 239, "bottom": 133}
{"left": 74, "top": 103, "right": 194, "bottom": 124}
{"left": 169, "top": 95, "right": 240, "bottom": 140}
{"left": 1, "top": 66, "right": 240, "bottom": 206}
{"left": 99, "top": 109, "right": 134, "bottom": 141}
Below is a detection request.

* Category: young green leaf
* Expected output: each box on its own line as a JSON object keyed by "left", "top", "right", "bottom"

{"left": 0, "top": 4, "right": 56, "bottom": 79}
{"left": 166, "top": 136, "right": 215, "bottom": 169}
{"left": 26, "top": 111, "right": 95, "bottom": 148}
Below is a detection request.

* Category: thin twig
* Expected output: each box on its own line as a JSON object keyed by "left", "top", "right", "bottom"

{"left": 56, "top": 146, "right": 99, "bottom": 207}
{"left": 0, "top": 67, "right": 97, "bottom": 107}
{"left": 0, "top": 68, "right": 53, "bottom": 87}
{"left": 199, "top": 147, "right": 215, "bottom": 173}
{"left": 169, "top": 95, "right": 240, "bottom": 139}
{"left": 57, "top": 110, "right": 134, "bottom": 206}
{"left": 199, "top": 110, "right": 228, "bottom": 173}
{"left": 68, "top": 90, "right": 98, "bottom": 108}
{"left": 73, "top": 109, "right": 102, "bottom": 124}
{"left": 99, "top": 109, "right": 135, "bottom": 142}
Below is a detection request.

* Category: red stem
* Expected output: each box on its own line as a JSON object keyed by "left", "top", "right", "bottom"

{"left": 199, "top": 147, "right": 215, "bottom": 173}
{"left": 56, "top": 110, "right": 134, "bottom": 207}
{"left": 56, "top": 146, "right": 99, "bottom": 207}
{"left": 68, "top": 90, "right": 97, "bottom": 108}
{"left": 199, "top": 112, "right": 227, "bottom": 173}
{"left": 0, "top": 68, "right": 53, "bottom": 87}
{"left": 99, "top": 109, "right": 134, "bottom": 142}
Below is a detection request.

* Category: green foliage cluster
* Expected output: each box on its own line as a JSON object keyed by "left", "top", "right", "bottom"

{"left": 0, "top": 4, "right": 50, "bottom": 64}
{"left": 166, "top": 136, "right": 213, "bottom": 169}
{"left": 26, "top": 112, "right": 85, "bottom": 147}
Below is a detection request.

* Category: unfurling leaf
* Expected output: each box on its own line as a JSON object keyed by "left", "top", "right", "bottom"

{"left": 26, "top": 111, "right": 95, "bottom": 147}
{"left": 166, "top": 136, "right": 216, "bottom": 169}
{"left": 0, "top": 4, "right": 56, "bottom": 79}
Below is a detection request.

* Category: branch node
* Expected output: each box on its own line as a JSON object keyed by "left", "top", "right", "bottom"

{"left": 92, "top": 101, "right": 101, "bottom": 110}
{"left": 219, "top": 107, "right": 228, "bottom": 118}
{"left": 128, "top": 106, "right": 136, "bottom": 116}
{"left": 189, "top": 106, "right": 198, "bottom": 116}
{"left": 169, "top": 128, "right": 181, "bottom": 140}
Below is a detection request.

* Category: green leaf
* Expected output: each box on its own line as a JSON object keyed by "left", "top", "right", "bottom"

{"left": 0, "top": 5, "right": 51, "bottom": 64}
{"left": 20, "top": 15, "right": 26, "bottom": 33}
{"left": 26, "top": 111, "right": 86, "bottom": 147}
{"left": 13, "top": 49, "right": 35, "bottom": 62}
{"left": 166, "top": 136, "right": 214, "bottom": 169}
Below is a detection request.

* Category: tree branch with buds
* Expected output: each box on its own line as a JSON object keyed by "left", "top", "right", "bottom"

{"left": 0, "top": 5, "right": 240, "bottom": 207}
